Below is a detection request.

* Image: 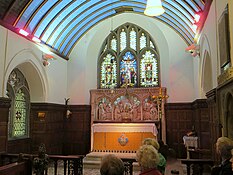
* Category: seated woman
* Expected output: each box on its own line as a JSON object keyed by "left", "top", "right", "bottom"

{"left": 136, "top": 144, "right": 162, "bottom": 175}
{"left": 142, "top": 138, "right": 166, "bottom": 174}
{"left": 100, "top": 154, "right": 125, "bottom": 175}
{"left": 211, "top": 137, "right": 233, "bottom": 175}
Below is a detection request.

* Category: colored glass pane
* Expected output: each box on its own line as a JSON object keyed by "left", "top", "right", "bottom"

{"left": 140, "top": 50, "right": 158, "bottom": 87}
{"left": 120, "top": 29, "right": 126, "bottom": 51}
{"left": 100, "top": 54, "right": 117, "bottom": 88}
{"left": 120, "top": 52, "right": 137, "bottom": 87}
{"left": 111, "top": 36, "right": 117, "bottom": 51}
{"left": 13, "top": 89, "right": 27, "bottom": 137}
{"left": 130, "top": 28, "right": 136, "bottom": 50}
{"left": 140, "top": 33, "right": 146, "bottom": 50}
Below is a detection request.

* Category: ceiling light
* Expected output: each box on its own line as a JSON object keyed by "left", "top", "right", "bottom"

{"left": 32, "top": 36, "right": 41, "bottom": 43}
{"left": 18, "top": 29, "right": 29, "bottom": 36}
{"left": 144, "top": 0, "right": 165, "bottom": 16}
{"left": 194, "top": 14, "right": 201, "bottom": 23}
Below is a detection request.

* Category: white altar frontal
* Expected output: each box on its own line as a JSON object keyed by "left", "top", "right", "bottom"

{"left": 90, "top": 87, "right": 167, "bottom": 153}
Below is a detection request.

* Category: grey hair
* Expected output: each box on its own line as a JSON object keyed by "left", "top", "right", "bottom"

{"left": 100, "top": 154, "right": 124, "bottom": 175}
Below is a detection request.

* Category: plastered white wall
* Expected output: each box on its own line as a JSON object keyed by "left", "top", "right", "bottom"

{"left": 198, "top": 0, "right": 230, "bottom": 92}
{"left": 0, "top": 26, "right": 67, "bottom": 104}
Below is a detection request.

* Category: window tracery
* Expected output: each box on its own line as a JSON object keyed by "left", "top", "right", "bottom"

{"left": 98, "top": 23, "right": 160, "bottom": 88}
{"left": 7, "top": 68, "right": 30, "bottom": 139}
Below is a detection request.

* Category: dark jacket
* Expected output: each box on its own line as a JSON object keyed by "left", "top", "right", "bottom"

{"left": 211, "top": 159, "right": 233, "bottom": 175}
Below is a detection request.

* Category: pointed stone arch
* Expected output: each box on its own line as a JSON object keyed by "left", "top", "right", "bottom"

{"left": 201, "top": 50, "right": 213, "bottom": 95}
{"left": 4, "top": 49, "right": 48, "bottom": 102}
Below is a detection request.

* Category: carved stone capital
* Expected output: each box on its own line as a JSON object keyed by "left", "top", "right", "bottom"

{"left": 217, "top": 67, "right": 233, "bottom": 86}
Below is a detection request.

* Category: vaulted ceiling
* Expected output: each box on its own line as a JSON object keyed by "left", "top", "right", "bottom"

{"left": 0, "top": 0, "right": 208, "bottom": 59}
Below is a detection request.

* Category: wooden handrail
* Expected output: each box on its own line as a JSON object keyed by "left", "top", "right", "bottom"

{"left": 0, "top": 162, "right": 27, "bottom": 175}
{"left": 0, "top": 153, "right": 135, "bottom": 175}
{"left": 0, "top": 153, "right": 84, "bottom": 175}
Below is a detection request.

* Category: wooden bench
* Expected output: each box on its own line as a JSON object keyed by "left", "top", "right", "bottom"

{"left": 180, "top": 159, "right": 214, "bottom": 175}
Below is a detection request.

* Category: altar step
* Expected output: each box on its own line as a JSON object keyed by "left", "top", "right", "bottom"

{"left": 83, "top": 152, "right": 140, "bottom": 172}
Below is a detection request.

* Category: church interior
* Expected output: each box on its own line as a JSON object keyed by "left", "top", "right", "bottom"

{"left": 0, "top": 0, "right": 233, "bottom": 174}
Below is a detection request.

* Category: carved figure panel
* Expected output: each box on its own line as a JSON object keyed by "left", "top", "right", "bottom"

{"left": 90, "top": 87, "right": 167, "bottom": 123}
{"left": 143, "top": 98, "right": 158, "bottom": 120}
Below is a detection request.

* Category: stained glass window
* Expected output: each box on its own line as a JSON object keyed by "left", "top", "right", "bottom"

{"left": 98, "top": 23, "right": 160, "bottom": 88}
{"left": 100, "top": 53, "right": 117, "bottom": 88}
{"left": 7, "top": 69, "right": 30, "bottom": 139}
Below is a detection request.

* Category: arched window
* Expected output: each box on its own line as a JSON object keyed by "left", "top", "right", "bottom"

{"left": 7, "top": 68, "right": 30, "bottom": 140}
{"left": 98, "top": 23, "right": 160, "bottom": 88}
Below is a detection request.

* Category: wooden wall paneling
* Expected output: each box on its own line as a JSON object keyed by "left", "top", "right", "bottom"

{"left": 192, "top": 100, "right": 210, "bottom": 152}
{"left": 165, "top": 103, "right": 193, "bottom": 158}
{"left": 7, "top": 138, "right": 31, "bottom": 153}
{"left": 207, "top": 90, "right": 220, "bottom": 162}
{"left": 30, "top": 103, "right": 65, "bottom": 154}
{"left": 63, "top": 105, "right": 91, "bottom": 155}
{"left": 0, "top": 97, "right": 11, "bottom": 153}
{"left": 217, "top": 79, "right": 233, "bottom": 138}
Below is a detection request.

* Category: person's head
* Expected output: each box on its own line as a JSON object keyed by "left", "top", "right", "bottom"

{"left": 215, "top": 137, "right": 233, "bottom": 160}
{"left": 142, "top": 138, "right": 160, "bottom": 150}
{"left": 216, "top": 137, "right": 233, "bottom": 153}
{"left": 100, "top": 154, "right": 124, "bottom": 175}
{"left": 136, "top": 144, "right": 160, "bottom": 171}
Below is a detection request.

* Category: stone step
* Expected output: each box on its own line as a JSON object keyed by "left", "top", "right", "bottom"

{"left": 83, "top": 152, "right": 140, "bottom": 171}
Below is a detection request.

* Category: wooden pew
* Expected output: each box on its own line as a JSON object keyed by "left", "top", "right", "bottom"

{"left": 180, "top": 159, "right": 214, "bottom": 175}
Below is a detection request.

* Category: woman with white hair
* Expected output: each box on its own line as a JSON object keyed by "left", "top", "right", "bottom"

{"left": 136, "top": 144, "right": 162, "bottom": 175}
{"left": 142, "top": 138, "right": 166, "bottom": 174}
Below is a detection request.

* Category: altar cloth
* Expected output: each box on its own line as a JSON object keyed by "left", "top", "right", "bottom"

{"left": 92, "top": 123, "right": 158, "bottom": 135}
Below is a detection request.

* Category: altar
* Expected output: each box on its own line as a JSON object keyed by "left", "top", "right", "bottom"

{"left": 92, "top": 123, "right": 158, "bottom": 152}
{"left": 90, "top": 87, "right": 168, "bottom": 152}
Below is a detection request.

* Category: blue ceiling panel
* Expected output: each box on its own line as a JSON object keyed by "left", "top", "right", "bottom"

{"left": 15, "top": 0, "right": 44, "bottom": 29}
{"left": 41, "top": 1, "right": 88, "bottom": 42}
{"left": 34, "top": 0, "right": 73, "bottom": 37}
{"left": 5, "top": 0, "right": 206, "bottom": 58}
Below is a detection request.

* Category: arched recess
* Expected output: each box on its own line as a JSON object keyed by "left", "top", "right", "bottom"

{"left": 224, "top": 93, "right": 233, "bottom": 139}
{"left": 201, "top": 50, "right": 213, "bottom": 95}
{"left": 4, "top": 49, "right": 48, "bottom": 102}
{"left": 200, "top": 34, "right": 213, "bottom": 97}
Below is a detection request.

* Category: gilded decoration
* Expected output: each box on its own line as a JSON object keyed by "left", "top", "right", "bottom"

{"left": 217, "top": 67, "right": 233, "bottom": 86}
{"left": 90, "top": 87, "right": 167, "bottom": 123}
